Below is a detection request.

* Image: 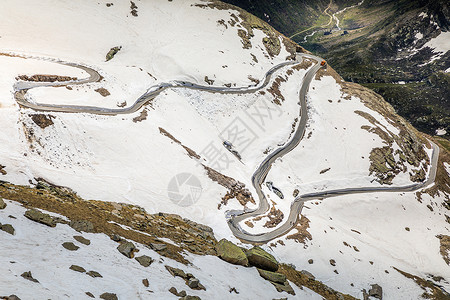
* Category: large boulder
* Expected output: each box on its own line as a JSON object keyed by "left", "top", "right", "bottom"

{"left": 257, "top": 269, "right": 286, "bottom": 284}
{"left": 215, "top": 239, "right": 248, "bottom": 266}
{"left": 117, "top": 241, "right": 136, "bottom": 258}
{"left": 369, "top": 284, "right": 383, "bottom": 299}
{"left": 246, "top": 246, "right": 279, "bottom": 271}
{"left": 24, "top": 209, "right": 57, "bottom": 227}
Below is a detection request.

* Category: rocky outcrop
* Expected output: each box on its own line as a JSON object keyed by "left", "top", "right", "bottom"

{"left": 165, "top": 265, "right": 206, "bottom": 291}
{"left": 246, "top": 246, "right": 279, "bottom": 272}
{"left": 215, "top": 239, "right": 248, "bottom": 266}
{"left": 24, "top": 209, "right": 57, "bottom": 227}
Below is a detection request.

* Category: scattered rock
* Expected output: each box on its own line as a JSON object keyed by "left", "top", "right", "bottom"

{"left": 105, "top": 46, "right": 122, "bottom": 62}
{"left": 135, "top": 255, "right": 154, "bottom": 267}
{"left": 70, "top": 220, "right": 94, "bottom": 232}
{"left": 0, "top": 224, "right": 15, "bottom": 235}
{"left": 320, "top": 168, "right": 331, "bottom": 174}
{"left": 100, "top": 293, "right": 118, "bottom": 300}
{"left": 20, "top": 271, "right": 39, "bottom": 283}
{"left": 69, "top": 265, "right": 86, "bottom": 273}
{"left": 168, "top": 287, "right": 186, "bottom": 297}
{"left": 330, "top": 259, "right": 336, "bottom": 266}
{"left": 17, "top": 75, "right": 76, "bottom": 82}
{"left": 24, "top": 209, "right": 57, "bottom": 227}
{"left": 165, "top": 265, "right": 187, "bottom": 279}
{"left": 308, "top": 259, "right": 313, "bottom": 264}
{"left": 270, "top": 280, "right": 295, "bottom": 295}
{"left": 188, "top": 278, "right": 200, "bottom": 289}
{"left": 85, "top": 292, "right": 95, "bottom": 298}
{"left": 74, "top": 235, "right": 91, "bottom": 245}
{"left": 62, "top": 242, "right": 79, "bottom": 251}
{"left": 215, "top": 238, "right": 248, "bottom": 266}
{"left": 142, "top": 278, "right": 149, "bottom": 287}
{"left": 111, "top": 234, "right": 122, "bottom": 242}
{"left": 369, "top": 284, "right": 383, "bottom": 299}
{"left": 117, "top": 241, "right": 136, "bottom": 258}
{"left": 246, "top": 246, "right": 279, "bottom": 271}
{"left": 149, "top": 243, "right": 167, "bottom": 251}
{"left": 229, "top": 287, "right": 239, "bottom": 294}
{"left": 95, "top": 88, "right": 110, "bottom": 97}
{"left": 6, "top": 295, "right": 21, "bottom": 300}
{"left": 0, "top": 198, "right": 6, "bottom": 209}
{"left": 87, "top": 270, "right": 103, "bottom": 278}
{"left": 257, "top": 269, "right": 286, "bottom": 284}
{"left": 204, "top": 76, "right": 215, "bottom": 85}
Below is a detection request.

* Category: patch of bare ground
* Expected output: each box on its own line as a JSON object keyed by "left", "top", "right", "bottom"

{"left": 263, "top": 204, "right": 284, "bottom": 228}
{"left": 267, "top": 75, "right": 286, "bottom": 105}
{"left": 286, "top": 215, "right": 312, "bottom": 246}
{"left": 203, "top": 165, "right": 255, "bottom": 209}
{"left": 247, "top": 75, "right": 260, "bottom": 85}
{"left": 0, "top": 52, "right": 27, "bottom": 59}
{"left": 436, "top": 235, "right": 450, "bottom": 265}
{"left": 315, "top": 66, "right": 344, "bottom": 82}
{"left": 394, "top": 267, "right": 449, "bottom": 300}
{"left": 132, "top": 109, "right": 148, "bottom": 123}
{"left": 16, "top": 74, "right": 77, "bottom": 82}
{"left": 292, "top": 59, "right": 313, "bottom": 71}
{"left": 244, "top": 220, "right": 254, "bottom": 228}
{"left": 278, "top": 264, "right": 357, "bottom": 300}
{"left": 94, "top": 87, "right": 110, "bottom": 97}
{"left": 30, "top": 114, "right": 54, "bottom": 129}
{"left": 194, "top": 0, "right": 305, "bottom": 59}
{"left": 0, "top": 180, "right": 217, "bottom": 265}
{"left": 159, "top": 127, "right": 200, "bottom": 159}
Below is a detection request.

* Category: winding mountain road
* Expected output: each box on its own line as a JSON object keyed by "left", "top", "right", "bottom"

{"left": 11, "top": 52, "right": 439, "bottom": 244}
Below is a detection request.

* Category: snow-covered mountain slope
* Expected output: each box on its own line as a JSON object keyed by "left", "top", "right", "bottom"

{"left": 0, "top": 0, "right": 449, "bottom": 299}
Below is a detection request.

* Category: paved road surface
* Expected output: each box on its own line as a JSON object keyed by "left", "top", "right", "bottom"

{"left": 11, "top": 52, "right": 439, "bottom": 244}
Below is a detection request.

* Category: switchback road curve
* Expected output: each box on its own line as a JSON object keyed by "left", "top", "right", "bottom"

{"left": 10, "top": 52, "right": 439, "bottom": 244}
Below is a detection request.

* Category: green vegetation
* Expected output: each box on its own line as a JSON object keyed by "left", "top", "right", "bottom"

{"left": 222, "top": 0, "right": 450, "bottom": 138}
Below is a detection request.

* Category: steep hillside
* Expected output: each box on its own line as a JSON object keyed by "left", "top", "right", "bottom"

{"left": 223, "top": 0, "right": 450, "bottom": 138}
{"left": 0, "top": 0, "right": 449, "bottom": 299}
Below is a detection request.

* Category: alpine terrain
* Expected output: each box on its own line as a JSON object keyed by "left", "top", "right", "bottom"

{"left": 0, "top": 1, "right": 449, "bottom": 299}
{"left": 222, "top": 0, "right": 450, "bottom": 139}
